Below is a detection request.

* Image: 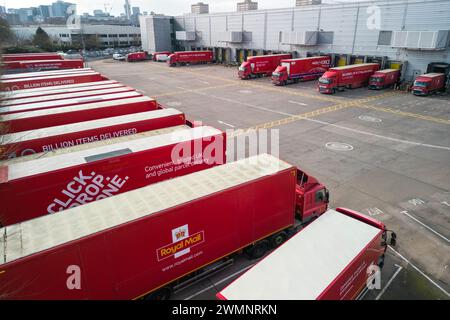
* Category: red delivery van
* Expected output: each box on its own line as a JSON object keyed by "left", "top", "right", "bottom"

{"left": 238, "top": 54, "right": 292, "bottom": 79}
{"left": 167, "top": 51, "right": 213, "bottom": 67}
{"left": 411, "top": 73, "right": 446, "bottom": 96}
{"left": 368, "top": 69, "right": 401, "bottom": 90}
{"left": 272, "top": 56, "right": 330, "bottom": 85}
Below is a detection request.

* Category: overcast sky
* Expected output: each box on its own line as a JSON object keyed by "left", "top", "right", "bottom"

{"left": 2, "top": 0, "right": 355, "bottom": 16}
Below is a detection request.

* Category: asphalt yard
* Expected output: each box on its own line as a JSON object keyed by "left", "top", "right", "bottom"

{"left": 90, "top": 59, "right": 450, "bottom": 300}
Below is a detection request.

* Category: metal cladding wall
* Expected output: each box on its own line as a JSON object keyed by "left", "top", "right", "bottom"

{"left": 144, "top": 0, "right": 450, "bottom": 79}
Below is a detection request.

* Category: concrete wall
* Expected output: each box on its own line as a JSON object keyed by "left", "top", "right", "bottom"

{"left": 140, "top": 15, "right": 172, "bottom": 52}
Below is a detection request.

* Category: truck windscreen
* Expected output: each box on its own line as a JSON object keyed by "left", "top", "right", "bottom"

{"left": 319, "top": 78, "right": 331, "bottom": 84}
{"left": 414, "top": 81, "right": 429, "bottom": 87}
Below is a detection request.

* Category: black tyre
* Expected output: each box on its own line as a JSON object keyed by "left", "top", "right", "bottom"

{"left": 245, "top": 241, "right": 269, "bottom": 259}
{"left": 145, "top": 287, "right": 172, "bottom": 300}
{"left": 270, "top": 232, "right": 287, "bottom": 248}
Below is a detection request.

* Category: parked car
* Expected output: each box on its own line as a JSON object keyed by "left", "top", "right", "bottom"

{"left": 113, "top": 53, "right": 126, "bottom": 61}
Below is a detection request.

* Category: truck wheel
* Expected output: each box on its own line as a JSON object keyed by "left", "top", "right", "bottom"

{"left": 245, "top": 240, "right": 269, "bottom": 259}
{"left": 270, "top": 232, "right": 287, "bottom": 248}
{"left": 145, "top": 287, "right": 172, "bottom": 300}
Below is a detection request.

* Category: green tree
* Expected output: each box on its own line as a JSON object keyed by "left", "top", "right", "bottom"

{"left": 33, "top": 27, "right": 52, "bottom": 50}
{"left": 0, "top": 18, "right": 14, "bottom": 47}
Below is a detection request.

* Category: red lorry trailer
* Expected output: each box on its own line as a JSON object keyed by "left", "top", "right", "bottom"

{"left": 153, "top": 51, "right": 171, "bottom": 61}
{"left": 1, "top": 72, "right": 105, "bottom": 91}
{"left": 0, "top": 89, "right": 141, "bottom": 115}
{"left": 0, "top": 68, "right": 93, "bottom": 80}
{"left": 3, "top": 59, "right": 84, "bottom": 71}
{"left": 217, "top": 207, "right": 396, "bottom": 300}
{"left": 368, "top": 69, "right": 401, "bottom": 90}
{"left": 272, "top": 56, "right": 330, "bottom": 85}
{"left": 2, "top": 53, "right": 63, "bottom": 62}
{"left": 0, "top": 81, "right": 127, "bottom": 102}
{"left": 238, "top": 54, "right": 292, "bottom": 79}
{"left": 318, "top": 63, "right": 380, "bottom": 94}
{"left": 167, "top": 51, "right": 213, "bottom": 67}
{"left": 0, "top": 153, "right": 329, "bottom": 299}
{"left": 0, "top": 125, "right": 225, "bottom": 227}
{"left": 411, "top": 73, "right": 446, "bottom": 96}
{"left": 0, "top": 80, "right": 120, "bottom": 100}
{"left": 0, "top": 108, "right": 186, "bottom": 159}
{"left": 126, "top": 52, "right": 148, "bottom": 62}
{"left": 0, "top": 96, "right": 157, "bottom": 133}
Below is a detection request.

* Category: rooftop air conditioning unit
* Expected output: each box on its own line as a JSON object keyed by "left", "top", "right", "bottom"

{"left": 391, "top": 30, "right": 448, "bottom": 50}
{"left": 176, "top": 31, "right": 196, "bottom": 41}
{"left": 281, "top": 31, "right": 318, "bottom": 45}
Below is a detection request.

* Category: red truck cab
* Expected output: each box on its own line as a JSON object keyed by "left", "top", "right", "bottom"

{"left": 296, "top": 169, "right": 329, "bottom": 222}
{"left": 368, "top": 69, "right": 400, "bottom": 90}
{"left": 412, "top": 73, "right": 446, "bottom": 96}
{"left": 317, "top": 70, "right": 339, "bottom": 94}
{"left": 238, "top": 61, "right": 252, "bottom": 79}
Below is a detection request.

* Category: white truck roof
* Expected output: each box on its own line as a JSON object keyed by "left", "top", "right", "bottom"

{"left": 219, "top": 209, "right": 382, "bottom": 300}
{"left": 1, "top": 96, "right": 153, "bottom": 121}
{"left": 0, "top": 91, "right": 141, "bottom": 114}
{"left": 5, "top": 126, "right": 222, "bottom": 181}
{"left": 1, "top": 72, "right": 100, "bottom": 84}
{"left": 331, "top": 63, "right": 379, "bottom": 71}
{"left": 0, "top": 80, "right": 119, "bottom": 98}
{"left": 0, "top": 153, "right": 291, "bottom": 265}
{"left": 1, "top": 86, "right": 135, "bottom": 106}
{"left": 0, "top": 68, "right": 93, "bottom": 80}
{"left": 0, "top": 108, "right": 182, "bottom": 145}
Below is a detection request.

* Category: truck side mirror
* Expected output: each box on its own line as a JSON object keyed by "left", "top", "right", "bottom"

{"left": 390, "top": 232, "right": 397, "bottom": 247}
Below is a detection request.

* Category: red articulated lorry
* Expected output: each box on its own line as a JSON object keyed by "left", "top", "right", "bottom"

{"left": 0, "top": 125, "right": 225, "bottom": 226}
{"left": 0, "top": 80, "right": 120, "bottom": 100}
{"left": 0, "top": 86, "right": 137, "bottom": 109}
{"left": 238, "top": 54, "right": 292, "bottom": 79}
{"left": 0, "top": 90, "right": 141, "bottom": 115}
{"left": 0, "top": 153, "right": 329, "bottom": 299}
{"left": 217, "top": 207, "right": 396, "bottom": 300}
{"left": 1, "top": 72, "right": 105, "bottom": 91}
{"left": 0, "top": 96, "right": 158, "bottom": 133}
{"left": 167, "top": 51, "right": 213, "bottom": 67}
{"left": 368, "top": 69, "right": 401, "bottom": 90}
{"left": 153, "top": 51, "right": 171, "bottom": 62}
{"left": 411, "top": 73, "right": 446, "bottom": 96}
{"left": 272, "top": 56, "right": 331, "bottom": 86}
{"left": 1, "top": 53, "right": 63, "bottom": 62}
{"left": 318, "top": 63, "right": 380, "bottom": 94}
{"left": 3, "top": 59, "right": 84, "bottom": 71}
{"left": 126, "top": 52, "right": 148, "bottom": 62}
{"left": 0, "top": 108, "right": 186, "bottom": 159}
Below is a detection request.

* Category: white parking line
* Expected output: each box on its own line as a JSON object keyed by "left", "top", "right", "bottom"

{"left": 184, "top": 264, "right": 255, "bottom": 300}
{"left": 388, "top": 246, "right": 450, "bottom": 298}
{"left": 218, "top": 120, "right": 235, "bottom": 128}
{"left": 288, "top": 100, "right": 308, "bottom": 106}
{"left": 375, "top": 264, "right": 403, "bottom": 300}
{"left": 400, "top": 210, "right": 450, "bottom": 243}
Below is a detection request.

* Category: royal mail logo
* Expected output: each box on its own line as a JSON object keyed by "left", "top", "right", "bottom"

{"left": 157, "top": 224, "right": 205, "bottom": 261}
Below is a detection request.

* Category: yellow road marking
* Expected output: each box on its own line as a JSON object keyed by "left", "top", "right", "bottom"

{"left": 358, "top": 104, "right": 450, "bottom": 125}
{"left": 94, "top": 61, "right": 449, "bottom": 126}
